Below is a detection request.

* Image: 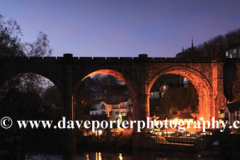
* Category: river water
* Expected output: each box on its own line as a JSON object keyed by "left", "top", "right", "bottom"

{"left": 26, "top": 151, "right": 203, "bottom": 160}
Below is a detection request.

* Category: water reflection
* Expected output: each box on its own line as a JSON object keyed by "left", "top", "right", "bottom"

{"left": 119, "top": 153, "right": 123, "bottom": 160}
{"left": 27, "top": 151, "right": 201, "bottom": 160}
{"left": 75, "top": 152, "right": 132, "bottom": 160}
{"left": 85, "top": 153, "right": 89, "bottom": 160}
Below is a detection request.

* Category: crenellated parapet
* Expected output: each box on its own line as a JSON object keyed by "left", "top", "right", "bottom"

{"left": 0, "top": 53, "right": 230, "bottom": 121}
{"left": 0, "top": 53, "right": 234, "bottom": 155}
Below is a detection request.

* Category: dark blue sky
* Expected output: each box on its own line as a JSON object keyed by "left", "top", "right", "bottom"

{"left": 1, "top": 0, "right": 240, "bottom": 57}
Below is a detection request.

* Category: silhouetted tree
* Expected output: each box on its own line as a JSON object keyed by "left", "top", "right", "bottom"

{"left": 159, "top": 83, "right": 198, "bottom": 114}
{"left": 232, "top": 77, "right": 240, "bottom": 102}
{"left": 0, "top": 14, "right": 24, "bottom": 57}
{"left": 42, "top": 85, "right": 62, "bottom": 106}
{"left": 176, "top": 28, "right": 240, "bottom": 58}
{"left": 101, "top": 75, "right": 123, "bottom": 85}
{"left": 0, "top": 13, "right": 55, "bottom": 159}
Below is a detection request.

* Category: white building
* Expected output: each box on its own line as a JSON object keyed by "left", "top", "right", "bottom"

{"left": 90, "top": 100, "right": 130, "bottom": 121}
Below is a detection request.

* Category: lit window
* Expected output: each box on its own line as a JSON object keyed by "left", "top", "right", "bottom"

{"left": 161, "top": 92, "right": 164, "bottom": 97}
{"left": 233, "top": 49, "right": 237, "bottom": 54}
{"left": 230, "top": 54, "right": 232, "bottom": 58}
{"left": 226, "top": 52, "right": 228, "bottom": 57}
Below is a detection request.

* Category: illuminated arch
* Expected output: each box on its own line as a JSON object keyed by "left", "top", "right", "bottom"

{"left": 74, "top": 69, "right": 137, "bottom": 97}
{"left": 148, "top": 65, "right": 213, "bottom": 120}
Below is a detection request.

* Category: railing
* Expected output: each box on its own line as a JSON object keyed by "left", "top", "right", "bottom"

{"left": 150, "top": 132, "right": 203, "bottom": 146}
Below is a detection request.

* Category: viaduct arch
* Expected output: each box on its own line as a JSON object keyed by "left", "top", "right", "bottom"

{"left": 148, "top": 65, "right": 213, "bottom": 120}
{"left": 0, "top": 53, "right": 228, "bottom": 158}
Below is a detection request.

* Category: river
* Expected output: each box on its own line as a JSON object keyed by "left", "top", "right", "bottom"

{"left": 26, "top": 151, "right": 203, "bottom": 160}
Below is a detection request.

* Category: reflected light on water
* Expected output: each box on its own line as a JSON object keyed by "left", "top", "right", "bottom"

{"left": 85, "top": 153, "right": 89, "bottom": 160}
{"left": 119, "top": 153, "right": 123, "bottom": 160}
{"left": 156, "top": 158, "right": 168, "bottom": 160}
{"left": 26, "top": 152, "right": 201, "bottom": 160}
{"left": 95, "top": 152, "right": 102, "bottom": 160}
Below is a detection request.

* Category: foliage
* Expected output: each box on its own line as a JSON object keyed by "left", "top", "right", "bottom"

{"left": 74, "top": 74, "right": 124, "bottom": 105}
{"left": 24, "top": 31, "right": 52, "bottom": 57}
{"left": 0, "top": 13, "right": 55, "bottom": 158}
{"left": 42, "top": 85, "right": 61, "bottom": 106}
{"left": 232, "top": 77, "right": 240, "bottom": 101}
{"left": 159, "top": 83, "right": 198, "bottom": 114}
{"left": 0, "top": 14, "right": 24, "bottom": 57}
{"left": 0, "top": 13, "right": 53, "bottom": 103}
{"left": 0, "top": 86, "right": 42, "bottom": 119}
{"left": 100, "top": 75, "right": 123, "bottom": 85}
{"left": 176, "top": 28, "right": 240, "bottom": 58}
{"left": 0, "top": 13, "right": 53, "bottom": 110}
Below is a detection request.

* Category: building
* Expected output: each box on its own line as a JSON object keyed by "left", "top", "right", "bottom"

{"left": 223, "top": 42, "right": 240, "bottom": 58}
{"left": 224, "top": 101, "right": 240, "bottom": 124}
{"left": 159, "top": 83, "right": 169, "bottom": 97}
{"left": 150, "top": 83, "right": 170, "bottom": 117}
{"left": 89, "top": 84, "right": 131, "bottom": 121}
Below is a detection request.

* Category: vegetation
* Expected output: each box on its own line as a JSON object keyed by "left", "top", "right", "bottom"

{"left": 0, "top": 13, "right": 53, "bottom": 119}
{"left": 0, "top": 13, "right": 56, "bottom": 159}
{"left": 176, "top": 28, "right": 240, "bottom": 101}
{"left": 176, "top": 28, "right": 240, "bottom": 58}
{"left": 151, "top": 74, "right": 198, "bottom": 114}
{"left": 232, "top": 77, "right": 240, "bottom": 102}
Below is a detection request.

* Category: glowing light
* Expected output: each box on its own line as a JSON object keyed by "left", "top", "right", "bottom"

{"left": 119, "top": 153, "right": 123, "bottom": 160}
{"left": 200, "top": 117, "right": 204, "bottom": 121}
{"left": 99, "top": 152, "right": 102, "bottom": 160}
{"left": 175, "top": 118, "right": 178, "bottom": 122}
{"left": 85, "top": 153, "right": 89, "bottom": 160}
{"left": 96, "top": 152, "right": 102, "bottom": 160}
{"left": 98, "top": 130, "right": 102, "bottom": 136}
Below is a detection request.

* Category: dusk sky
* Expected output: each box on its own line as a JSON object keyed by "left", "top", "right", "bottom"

{"left": 1, "top": 0, "right": 240, "bottom": 58}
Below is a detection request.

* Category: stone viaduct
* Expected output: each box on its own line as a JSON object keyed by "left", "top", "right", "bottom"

{"left": 0, "top": 53, "right": 231, "bottom": 158}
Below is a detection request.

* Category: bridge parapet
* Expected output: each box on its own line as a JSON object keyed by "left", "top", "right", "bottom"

{"left": 0, "top": 53, "right": 228, "bottom": 64}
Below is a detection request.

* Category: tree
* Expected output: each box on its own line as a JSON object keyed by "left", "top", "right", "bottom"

{"left": 0, "top": 14, "right": 52, "bottom": 57}
{"left": 42, "top": 85, "right": 62, "bottom": 106}
{"left": 0, "top": 14, "right": 24, "bottom": 57}
{"left": 0, "top": 13, "right": 53, "bottom": 104}
{"left": 101, "top": 75, "right": 123, "bottom": 85}
{"left": 24, "top": 31, "right": 52, "bottom": 57}
{"left": 232, "top": 77, "right": 240, "bottom": 101}
{"left": 159, "top": 83, "right": 198, "bottom": 114}
{"left": 0, "top": 14, "right": 61, "bottom": 159}
{"left": 176, "top": 28, "right": 240, "bottom": 58}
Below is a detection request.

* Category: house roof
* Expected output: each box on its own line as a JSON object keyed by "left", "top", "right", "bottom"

{"left": 226, "top": 101, "right": 240, "bottom": 112}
